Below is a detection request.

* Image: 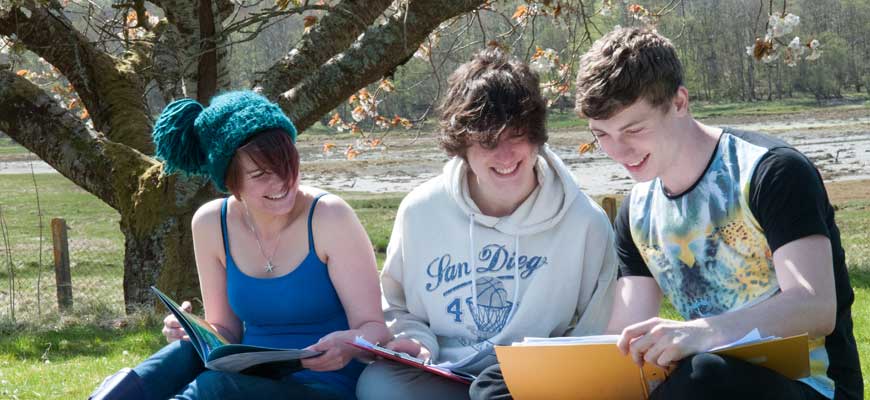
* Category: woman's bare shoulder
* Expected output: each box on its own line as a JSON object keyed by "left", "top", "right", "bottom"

{"left": 192, "top": 197, "right": 228, "bottom": 230}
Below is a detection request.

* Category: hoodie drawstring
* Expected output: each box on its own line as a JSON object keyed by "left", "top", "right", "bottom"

{"left": 506, "top": 234, "right": 521, "bottom": 323}
{"left": 469, "top": 213, "right": 479, "bottom": 312}
{"left": 468, "top": 213, "right": 522, "bottom": 328}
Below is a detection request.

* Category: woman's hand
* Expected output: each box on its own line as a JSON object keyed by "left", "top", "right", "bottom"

{"left": 301, "top": 330, "right": 364, "bottom": 372}
{"left": 161, "top": 301, "right": 192, "bottom": 343}
{"left": 385, "top": 338, "right": 432, "bottom": 363}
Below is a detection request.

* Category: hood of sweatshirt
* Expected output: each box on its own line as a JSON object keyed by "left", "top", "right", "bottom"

{"left": 426, "top": 144, "right": 585, "bottom": 372}
{"left": 380, "top": 144, "right": 617, "bottom": 374}
{"left": 443, "top": 144, "right": 580, "bottom": 236}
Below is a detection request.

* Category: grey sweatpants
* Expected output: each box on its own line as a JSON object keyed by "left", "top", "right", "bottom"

{"left": 355, "top": 361, "right": 471, "bottom": 400}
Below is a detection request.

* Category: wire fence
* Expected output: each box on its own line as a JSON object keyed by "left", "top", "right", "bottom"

{"left": 0, "top": 165, "right": 126, "bottom": 326}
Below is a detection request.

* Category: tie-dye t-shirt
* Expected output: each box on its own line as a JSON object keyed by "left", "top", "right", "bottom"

{"left": 615, "top": 129, "right": 861, "bottom": 399}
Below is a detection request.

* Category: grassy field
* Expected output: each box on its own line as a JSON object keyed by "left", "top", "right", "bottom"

{"left": 0, "top": 137, "right": 26, "bottom": 157}
{"left": 0, "top": 174, "right": 125, "bottom": 324}
{"left": 547, "top": 94, "right": 870, "bottom": 130}
{"left": 0, "top": 176, "right": 868, "bottom": 397}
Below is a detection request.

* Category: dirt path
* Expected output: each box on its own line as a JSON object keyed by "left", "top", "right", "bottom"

{"left": 826, "top": 179, "right": 870, "bottom": 205}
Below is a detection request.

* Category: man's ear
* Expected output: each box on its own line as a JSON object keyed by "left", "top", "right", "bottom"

{"left": 672, "top": 86, "right": 690, "bottom": 116}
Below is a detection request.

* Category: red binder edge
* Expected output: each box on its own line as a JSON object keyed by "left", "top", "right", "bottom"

{"left": 348, "top": 342, "right": 473, "bottom": 385}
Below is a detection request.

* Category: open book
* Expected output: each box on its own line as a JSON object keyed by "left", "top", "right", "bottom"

{"left": 348, "top": 337, "right": 476, "bottom": 385}
{"left": 151, "top": 286, "right": 322, "bottom": 374}
{"left": 495, "top": 331, "right": 809, "bottom": 399}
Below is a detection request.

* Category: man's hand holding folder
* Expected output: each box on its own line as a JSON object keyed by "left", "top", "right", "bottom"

{"left": 494, "top": 332, "right": 810, "bottom": 399}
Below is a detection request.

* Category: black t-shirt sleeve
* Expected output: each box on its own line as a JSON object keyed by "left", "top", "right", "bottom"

{"left": 749, "top": 147, "right": 832, "bottom": 252}
{"left": 615, "top": 192, "right": 652, "bottom": 278}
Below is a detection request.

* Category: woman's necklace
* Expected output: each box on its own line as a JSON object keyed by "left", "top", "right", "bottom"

{"left": 242, "top": 202, "right": 286, "bottom": 273}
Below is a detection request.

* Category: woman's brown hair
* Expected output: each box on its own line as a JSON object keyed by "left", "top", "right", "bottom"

{"left": 224, "top": 129, "right": 300, "bottom": 198}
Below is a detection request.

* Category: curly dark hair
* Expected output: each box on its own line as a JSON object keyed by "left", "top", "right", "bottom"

{"left": 574, "top": 27, "right": 683, "bottom": 120}
{"left": 438, "top": 47, "right": 548, "bottom": 157}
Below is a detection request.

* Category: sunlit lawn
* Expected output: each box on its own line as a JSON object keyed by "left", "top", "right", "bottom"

{"left": 0, "top": 171, "right": 868, "bottom": 398}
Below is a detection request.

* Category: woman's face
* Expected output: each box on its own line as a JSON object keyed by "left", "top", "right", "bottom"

{"left": 235, "top": 152, "right": 298, "bottom": 216}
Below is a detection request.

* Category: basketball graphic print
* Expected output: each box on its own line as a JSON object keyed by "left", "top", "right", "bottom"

{"left": 465, "top": 276, "right": 513, "bottom": 339}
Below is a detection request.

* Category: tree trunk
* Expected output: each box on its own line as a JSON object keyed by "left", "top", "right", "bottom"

{"left": 121, "top": 216, "right": 197, "bottom": 311}
{"left": 120, "top": 170, "right": 217, "bottom": 310}
{"left": 766, "top": 65, "right": 773, "bottom": 101}
{"left": 775, "top": 61, "right": 783, "bottom": 100}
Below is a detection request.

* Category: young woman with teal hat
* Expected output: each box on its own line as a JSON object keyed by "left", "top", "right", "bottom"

{"left": 90, "top": 91, "right": 390, "bottom": 400}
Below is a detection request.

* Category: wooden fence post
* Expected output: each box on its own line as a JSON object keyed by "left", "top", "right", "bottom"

{"left": 51, "top": 218, "right": 73, "bottom": 312}
{"left": 601, "top": 196, "right": 617, "bottom": 227}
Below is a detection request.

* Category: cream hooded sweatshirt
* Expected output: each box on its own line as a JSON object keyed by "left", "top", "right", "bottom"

{"left": 381, "top": 145, "right": 617, "bottom": 374}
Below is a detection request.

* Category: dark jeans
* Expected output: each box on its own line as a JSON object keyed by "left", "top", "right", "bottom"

{"left": 649, "top": 353, "right": 825, "bottom": 400}
{"left": 133, "top": 340, "right": 345, "bottom": 400}
{"left": 469, "top": 363, "right": 512, "bottom": 400}
{"left": 469, "top": 354, "right": 827, "bottom": 400}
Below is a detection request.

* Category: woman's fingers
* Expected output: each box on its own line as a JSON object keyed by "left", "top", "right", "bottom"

{"left": 301, "top": 346, "right": 349, "bottom": 371}
{"left": 162, "top": 300, "right": 193, "bottom": 342}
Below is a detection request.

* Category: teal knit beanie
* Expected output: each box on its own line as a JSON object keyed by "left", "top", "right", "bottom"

{"left": 151, "top": 91, "right": 297, "bottom": 192}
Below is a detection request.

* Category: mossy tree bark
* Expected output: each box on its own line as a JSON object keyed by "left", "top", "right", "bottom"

{"left": 0, "top": 0, "right": 485, "bottom": 312}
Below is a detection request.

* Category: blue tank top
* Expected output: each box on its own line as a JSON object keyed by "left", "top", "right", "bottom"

{"left": 221, "top": 194, "right": 364, "bottom": 398}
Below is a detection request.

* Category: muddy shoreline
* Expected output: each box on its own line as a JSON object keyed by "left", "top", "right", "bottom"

{"left": 2, "top": 107, "right": 868, "bottom": 197}
{"left": 294, "top": 107, "right": 870, "bottom": 196}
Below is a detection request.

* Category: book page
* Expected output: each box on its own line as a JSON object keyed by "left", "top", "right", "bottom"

{"left": 151, "top": 286, "right": 229, "bottom": 357}
{"left": 205, "top": 348, "right": 322, "bottom": 372}
{"left": 708, "top": 328, "right": 778, "bottom": 352}
{"left": 512, "top": 335, "right": 620, "bottom": 346}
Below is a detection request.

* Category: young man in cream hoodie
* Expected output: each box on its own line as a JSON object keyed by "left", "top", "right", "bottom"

{"left": 355, "top": 47, "right": 618, "bottom": 400}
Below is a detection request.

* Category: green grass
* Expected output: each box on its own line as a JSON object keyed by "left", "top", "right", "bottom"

{"left": 0, "top": 173, "right": 868, "bottom": 398}
{"left": 545, "top": 94, "right": 869, "bottom": 131}
{"left": 0, "top": 174, "right": 125, "bottom": 322}
{"left": 339, "top": 191, "right": 404, "bottom": 267}
{"left": 0, "top": 175, "right": 405, "bottom": 323}
{"left": 691, "top": 94, "right": 868, "bottom": 119}
{"left": 0, "top": 319, "right": 165, "bottom": 399}
{"left": 548, "top": 111, "right": 589, "bottom": 130}
{"left": 0, "top": 137, "right": 28, "bottom": 157}
{"left": 835, "top": 202, "right": 870, "bottom": 394}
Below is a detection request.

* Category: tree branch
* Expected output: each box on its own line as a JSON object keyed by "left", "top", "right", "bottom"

{"left": 255, "top": 0, "right": 393, "bottom": 98}
{"left": 281, "top": 0, "right": 486, "bottom": 131}
{"left": 0, "top": 70, "right": 155, "bottom": 211}
{"left": 150, "top": 0, "right": 233, "bottom": 103}
{"left": 0, "top": 2, "right": 153, "bottom": 154}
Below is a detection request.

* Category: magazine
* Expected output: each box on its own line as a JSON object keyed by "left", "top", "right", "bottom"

{"left": 151, "top": 286, "right": 322, "bottom": 374}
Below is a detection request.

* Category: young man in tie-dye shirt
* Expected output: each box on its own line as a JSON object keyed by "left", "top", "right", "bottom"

{"left": 574, "top": 27, "right": 861, "bottom": 399}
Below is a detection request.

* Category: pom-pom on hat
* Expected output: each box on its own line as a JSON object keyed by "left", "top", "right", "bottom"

{"left": 152, "top": 91, "right": 297, "bottom": 192}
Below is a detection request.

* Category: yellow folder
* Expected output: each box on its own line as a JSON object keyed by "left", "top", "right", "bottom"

{"left": 494, "top": 334, "right": 809, "bottom": 400}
